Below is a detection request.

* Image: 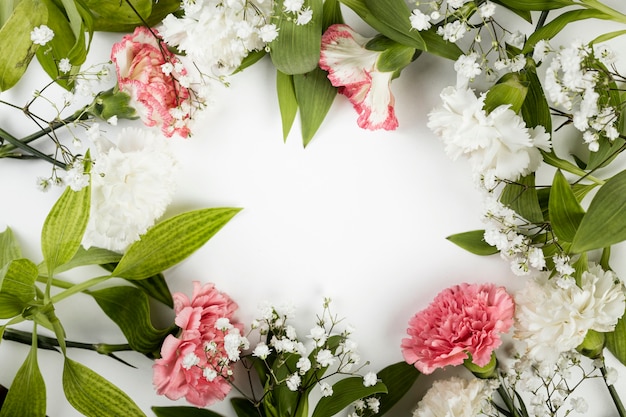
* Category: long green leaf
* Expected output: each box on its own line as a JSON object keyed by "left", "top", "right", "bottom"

{"left": 521, "top": 68, "right": 552, "bottom": 131}
{"left": 311, "top": 378, "right": 387, "bottom": 417}
{"left": 0, "top": 227, "right": 21, "bottom": 268}
{"left": 277, "top": 70, "right": 298, "bottom": 141}
{"left": 549, "top": 170, "right": 585, "bottom": 243}
{"left": 87, "top": 0, "right": 179, "bottom": 31}
{"left": 484, "top": 73, "right": 528, "bottom": 114}
{"left": 364, "top": 0, "right": 425, "bottom": 50}
{"left": 152, "top": 406, "right": 226, "bottom": 417}
{"left": 111, "top": 207, "right": 241, "bottom": 280}
{"left": 322, "top": 0, "right": 343, "bottom": 29}
{"left": 0, "top": 258, "right": 38, "bottom": 304}
{"left": 0, "top": 0, "right": 17, "bottom": 27}
{"left": 571, "top": 170, "right": 626, "bottom": 253}
{"left": 269, "top": 0, "right": 323, "bottom": 74}
{"left": 41, "top": 185, "right": 91, "bottom": 277}
{"left": 294, "top": 67, "right": 337, "bottom": 146}
{"left": 63, "top": 357, "right": 146, "bottom": 417}
{"left": 500, "top": 174, "right": 543, "bottom": 223}
{"left": 230, "top": 398, "right": 261, "bottom": 417}
{"left": 492, "top": 0, "right": 574, "bottom": 11}
{"left": 90, "top": 286, "right": 173, "bottom": 354}
{"left": 606, "top": 310, "right": 626, "bottom": 365}
{"left": 46, "top": 246, "right": 122, "bottom": 274}
{"left": 419, "top": 29, "right": 463, "bottom": 61}
{"left": 0, "top": 0, "right": 47, "bottom": 91}
{"left": 0, "top": 345, "right": 46, "bottom": 417}
{"left": 82, "top": 0, "right": 151, "bottom": 27}
{"left": 375, "top": 361, "right": 420, "bottom": 416}
{"left": 446, "top": 230, "right": 498, "bottom": 256}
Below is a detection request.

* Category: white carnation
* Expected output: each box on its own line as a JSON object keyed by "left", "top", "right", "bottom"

{"left": 413, "top": 377, "right": 496, "bottom": 417}
{"left": 514, "top": 264, "right": 625, "bottom": 364}
{"left": 82, "top": 128, "right": 178, "bottom": 252}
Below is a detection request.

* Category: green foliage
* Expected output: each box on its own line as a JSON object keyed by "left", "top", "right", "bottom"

{"left": 270, "top": 0, "right": 323, "bottom": 75}
{"left": 374, "top": 361, "right": 421, "bottom": 416}
{"left": 312, "top": 378, "right": 387, "bottom": 417}
{"left": 277, "top": 70, "right": 298, "bottom": 141}
{"left": 111, "top": 207, "right": 242, "bottom": 280}
{"left": 91, "top": 286, "right": 174, "bottom": 355}
{"left": 606, "top": 310, "right": 626, "bottom": 365}
{"left": 0, "top": 258, "right": 38, "bottom": 318}
{"left": 548, "top": 170, "right": 585, "bottom": 243}
{"left": 153, "top": 406, "right": 227, "bottom": 417}
{"left": 446, "top": 230, "right": 499, "bottom": 256}
{"left": 0, "top": 0, "right": 47, "bottom": 91}
{"left": 521, "top": 68, "right": 552, "bottom": 131}
{"left": 41, "top": 185, "right": 91, "bottom": 277}
{"left": 231, "top": 398, "right": 261, "bottom": 417}
{"left": 493, "top": 0, "right": 574, "bottom": 11}
{"left": 500, "top": 174, "right": 543, "bottom": 224}
{"left": 0, "top": 345, "right": 46, "bottom": 417}
{"left": 571, "top": 170, "right": 626, "bottom": 253}
{"left": 63, "top": 357, "right": 146, "bottom": 416}
{"left": 294, "top": 67, "right": 337, "bottom": 146}
{"left": 0, "top": 228, "right": 21, "bottom": 269}
{"left": 484, "top": 72, "right": 529, "bottom": 114}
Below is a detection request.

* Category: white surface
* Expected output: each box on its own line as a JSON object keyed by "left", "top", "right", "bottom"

{"left": 1, "top": 21, "right": 625, "bottom": 417}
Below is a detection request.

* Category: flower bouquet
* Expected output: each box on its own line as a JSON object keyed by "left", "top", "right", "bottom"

{"left": 1, "top": 0, "right": 626, "bottom": 416}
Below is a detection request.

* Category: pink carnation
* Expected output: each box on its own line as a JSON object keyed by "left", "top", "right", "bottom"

{"left": 153, "top": 282, "right": 243, "bottom": 407}
{"left": 319, "top": 24, "right": 398, "bottom": 131}
{"left": 111, "top": 26, "right": 193, "bottom": 138}
{"left": 401, "top": 283, "right": 514, "bottom": 374}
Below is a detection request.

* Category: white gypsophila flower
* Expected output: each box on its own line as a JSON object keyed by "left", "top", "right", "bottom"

{"left": 412, "top": 377, "right": 497, "bottom": 417}
{"left": 296, "top": 357, "right": 312, "bottom": 374}
{"left": 307, "top": 325, "right": 327, "bottom": 346}
{"left": 58, "top": 58, "right": 72, "bottom": 73}
{"left": 320, "top": 382, "right": 333, "bottom": 397}
{"left": 253, "top": 343, "right": 271, "bottom": 359}
{"left": 82, "top": 127, "right": 178, "bottom": 252}
{"left": 65, "top": 163, "right": 90, "bottom": 192}
{"left": 203, "top": 367, "right": 218, "bottom": 381}
{"left": 410, "top": 9, "right": 431, "bottom": 31}
{"left": 478, "top": 1, "right": 496, "bottom": 18}
{"left": 366, "top": 398, "right": 380, "bottom": 413}
{"left": 505, "top": 31, "right": 525, "bottom": 49}
{"left": 508, "top": 54, "right": 526, "bottom": 72}
{"left": 259, "top": 24, "right": 279, "bottom": 42}
{"left": 107, "top": 115, "right": 118, "bottom": 126}
{"left": 283, "top": 0, "right": 304, "bottom": 12}
{"left": 437, "top": 20, "right": 467, "bottom": 42}
{"left": 593, "top": 43, "right": 618, "bottom": 66}
{"left": 286, "top": 373, "right": 301, "bottom": 391}
{"left": 514, "top": 264, "right": 625, "bottom": 364}
{"left": 224, "top": 329, "right": 246, "bottom": 361}
{"left": 605, "top": 367, "right": 618, "bottom": 385}
{"left": 316, "top": 349, "right": 336, "bottom": 367}
{"left": 363, "top": 372, "right": 377, "bottom": 387}
{"left": 159, "top": 0, "right": 273, "bottom": 75}
{"left": 296, "top": 7, "right": 313, "bottom": 25}
{"left": 532, "top": 39, "right": 551, "bottom": 63}
{"left": 454, "top": 53, "right": 481, "bottom": 85}
{"left": 427, "top": 85, "right": 551, "bottom": 182}
{"left": 215, "top": 317, "right": 233, "bottom": 331}
{"left": 36, "top": 177, "right": 52, "bottom": 192}
{"left": 182, "top": 353, "right": 200, "bottom": 370}
{"left": 570, "top": 397, "right": 588, "bottom": 413}
{"left": 31, "top": 25, "right": 54, "bottom": 45}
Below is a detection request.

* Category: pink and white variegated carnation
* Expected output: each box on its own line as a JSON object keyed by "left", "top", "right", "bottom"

{"left": 111, "top": 26, "right": 202, "bottom": 138}
{"left": 427, "top": 75, "right": 551, "bottom": 182}
{"left": 159, "top": 0, "right": 276, "bottom": 75}
{"left": 82, "top": 127, "right": 178, "bottom": 252}
{"left": 514, "top": 264, "right": 625, "bottom": 364}
{"left": 320, "top": 24, "right": 399, "bottom": 131}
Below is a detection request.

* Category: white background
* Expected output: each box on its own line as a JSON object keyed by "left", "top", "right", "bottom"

{"left": 1, "top": 4, "right": 626, "bottom": 416}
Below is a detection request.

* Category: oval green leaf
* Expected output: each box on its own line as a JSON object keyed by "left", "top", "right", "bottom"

{"left": 0, "top": 227, "right": 21, "bottom": 269}
{"left": 0, "top": 346, "right": 46, "bottom": 417}
{"left": 41, "top": 185, "right": 91, "bottom": 277}
{"left": 90, "top": 286, "right": 173, "bottom": 354}
{"left": 277, "top": 70, "right": 298, "bottom": 141}
{"left": 375, "top": 361, "right": 420, "bottom": 416}
{"left": 499, "top": 174, "right": 543, "bottom": 224}
{"left": 152, "top": 406, "right": 226, "bottom": 417}
{"left": 571, "top": 170, "right": 626, "bottom": 253}
{"left": 311, "top": 377, "right": 387, "bottom": 417}
{"left": 294, "top": 67, "right": 336, "bottom": 146}
{"left": 446, "top": 230, "right": 498, "bottom": 256}
{"left": 606, "top": 310, "right": 626, "bottom": 365}
{"left": 111, "top": 207, "right": 241, "bottom": 280}
{"left": 363, "top": 0, "right": 425, "bottom": 50}
{"left": 63, "top": 357, "right": 146, "bottom": 417}
{"left": 549, "top": 170, "right": 585, "bottom": 243}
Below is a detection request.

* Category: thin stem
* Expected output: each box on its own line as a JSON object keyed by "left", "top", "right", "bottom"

{"left": 497, "top": 385, "right": 523, "bottom": 417}
{"left": 535, "top": 11, "right": 549, "bottom": 31}
{"left": 2, "top": 110, "right": 90, "bottom": 151}
{"left": 601, "top": 364, "right": 626, "bottom": 417}
{"left": 0, "top": 127, "right": 66, "bottom": 168}
{"left": 50, "top": 275, "right": 111, "bottom": 304}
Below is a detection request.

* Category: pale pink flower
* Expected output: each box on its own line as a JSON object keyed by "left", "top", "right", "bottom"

{"left": 153, "top": 282, "right": 243, "bottom": 406}
{"left": 319, "top": 24, "right": 398, "bottom": 131}
{"left": 401, "top": 283, "right": 514, "bottom": 374}
{"left": 111, "top": 26, "right": 193, "bottom": 138}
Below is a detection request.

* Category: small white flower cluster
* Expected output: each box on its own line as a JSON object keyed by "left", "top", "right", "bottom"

{"left": 282, "top": 0, "right": 313, "bottom": 25}
{"left": 482, "top": 195, "right": 547, "bottom": 276}
{"left": 347, "top": 397, "right": 381, "bottom": 417}
{"left": 30, "top": 25, "right": 54, "bottom": 46}
{"left": 543, "top": 40, "right": 620, "bottom": 151}
{"left": 514, "top": 263, "right": 626, "bottom": 365}
{"left": 248, "top": 299, "right": 378, "bottom": 397}
{"left": 159, "top": 0, "right": 281, "bottom": 75}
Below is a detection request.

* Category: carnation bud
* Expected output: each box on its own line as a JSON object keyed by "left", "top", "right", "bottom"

{"left": 88, "top": 87, "right": 138, "bottom": 121}
{"left": 576, "top": 329, "right": 605, "bottom": 359}
{"left": 464, "top": 352, "right": 498, "bottom": 379}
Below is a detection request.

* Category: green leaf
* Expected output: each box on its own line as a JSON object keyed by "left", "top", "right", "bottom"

{"left": 45, "top": 246, "right": 122, "bottom": 274}
{"left": 0, "top": 345, "right": 46, "bottom": 417}
{"left": 87, "top": 0, "right": 179, "bottom": 31}
{"left": 418, "top": 29, "right": 463, "bottom": 61}
{"left": 375, "top": 42, "right": 415, "bottom": 73}
{"left": 492, "top": 0, "right": 574, "bottom": 11}
{"left": 363, "top": 0, "right": 425, "bottom": 50}
{"left": 375, "top": 361, "right": 420, "bottom": 416}
{"left": 0, "top": 0, "right": 47, "bottom": 91}
{"left": 233, "top": 49, "right": 267, "bottom": 74}
{"left": 0, "top": 227, "right": 21, "bottom": 268}
{"left": 606, "top": 310, "right": 626, "bottom": 365}
{"left": 90, "top": 286, "right": 173, "bottom": 354}
{"left": 0, "top": 294, "right": 28, "bottom": 319}
{"left": 152, "top": 406, "right": 226, "bottom": 417}
{"left": 63, "top": 357, "right": 146, "bottom": 417}
{"left": 294, "top": 67, "right": 337, "bottom": 146}
{"left": 230, "top": 398, "right": 261, "bottom": 417}
{"left": 500, "top": 174, "right": 544, "bottom": 224}
{"left": 322, "top": 0, "right": 343, "bottom": 29}
{"left": 523, "top": 9, "right": 612, "bottom": 54}
{"left": 128, "top": 272, "right": 173, "bottom": 307}
{"left": 41, "top": 185, "right": 91, "bottom": 277}
{"left": 277, "top": 70, "right": 298, "bottom": 141}
{"left": 269, "top": 0, "right": 323, "bottom": 74}
{"left": 311, "top": 377, "right": 387, "bottom": 417}
{"left": 111, "top": 207, "right": 241, "bottom": 280}
{"left": 521, "top": 68, "right": 552, "bottom": 131}
{"left": 446, "top": 230, "right": 498, "bottom": 256}
{"left": 592, "top": 29, "right": 626, "bottom": 44}
{"left": 549, "top": 170, "right": 585, "bottom": 243}
{"left": 571, "top": 170, "right": 626, "bottom": 253}
{"left": 0, "top": 0, "right": 17, "bottom": 27}
{"left": 0, "top": 258, "right": 38, "bottom": 305}
{"left": 82, "top": 0, "right": 151, "bottom": 28}
{"left": 484, "top": 72, "right": 528, "bottom": 114}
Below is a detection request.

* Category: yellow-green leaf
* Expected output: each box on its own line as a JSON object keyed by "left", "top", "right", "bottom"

{"left": 41, "top": 185, "right": 91, "bottom": 277}
{"left": 0, "top": 345, "right": 46, "bottom": 417}
{"left": 63, "top": 357, "right": 146, "bottom": 417}
{"left": 606, "top": 310, "right": 626, "bottom": 365}
{"left": 0, "top": 227, "right": 21, "bottom": 268}
{"left": 277, "top": 70, "right": 298, "bottom": 141}
{"left": 111, "top": 208, "right": 241, "bottom": 280}
{"left": 549, "top": 170, "right": 585, "bottom": 243}
{"left": 484, "top": 72, "right": 529, "bottom": 114}
{"left": 0, "top": 0, "right": 47, "bottom": 91}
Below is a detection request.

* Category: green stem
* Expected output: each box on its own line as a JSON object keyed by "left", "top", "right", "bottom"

{"left": 497, "top": 385, "right": 523, "bottom": 417}
{"left": 601, "top": 364, "right": 626, "bottom": 417}
{"left": 0, "top": 127, "right": 66, "bottom": 168}
{"left": 50, "top": 275, "right": 111, "bottom": 304}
